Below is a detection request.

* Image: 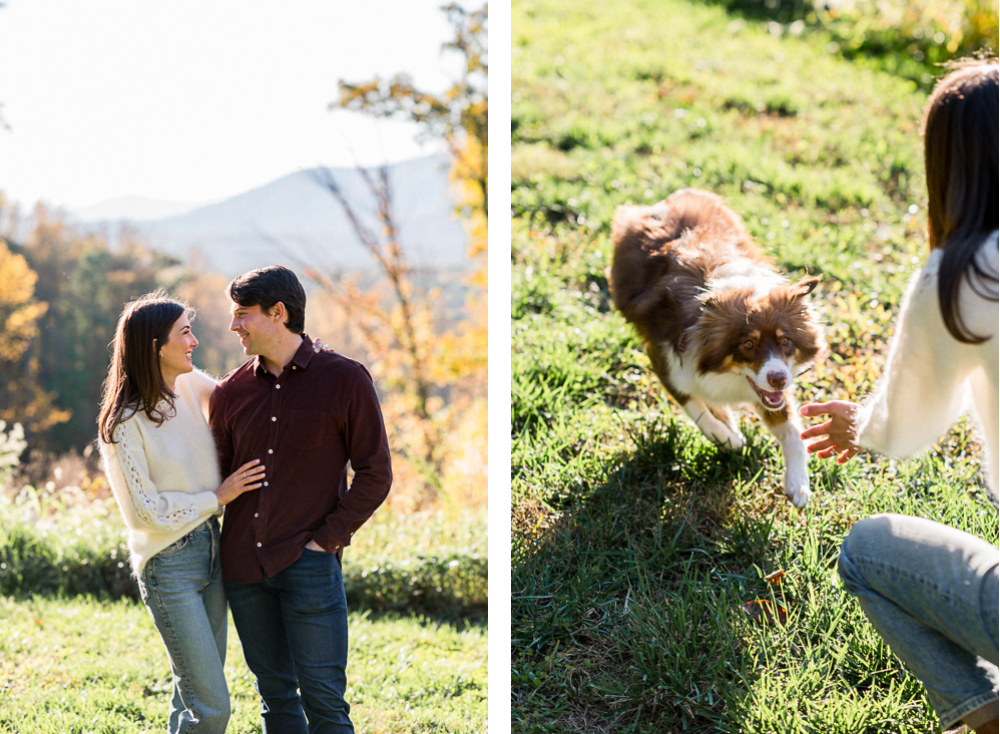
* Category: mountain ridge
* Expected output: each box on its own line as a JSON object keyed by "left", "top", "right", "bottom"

{"left": 76, "top": 156, "right": 469, "bottom": 277}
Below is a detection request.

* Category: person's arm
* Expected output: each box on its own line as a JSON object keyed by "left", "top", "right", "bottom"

{"left": 802, "top": 255, "right": 979, "bottom": 461}
{"left": 309, "top": 363, "right": 393, "bottom": 553}
{"left": 105, "top": 421, "right": 220, "bottom": 531}
{"left": 106, "top": 416, "right": 265, "bottom": 530}
{"left": 209, "top": 383, "right": 235, "bottom": 479}
{"left": 855, "top": 263, "right": 975, "bottom": 455}
{"left": 186, "top": 368, "right": 218, "bottom": 422}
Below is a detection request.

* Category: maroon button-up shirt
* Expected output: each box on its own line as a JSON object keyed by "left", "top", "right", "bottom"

{"left": 209, "top": 335, "right": 392, "bottom": 583}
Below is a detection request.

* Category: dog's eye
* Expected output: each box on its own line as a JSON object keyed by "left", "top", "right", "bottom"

{"left": 780, "top": 337, "right": 791, "bottom": 347}
{"left": 742, "top": 339, "right": 755, "bottom": 351}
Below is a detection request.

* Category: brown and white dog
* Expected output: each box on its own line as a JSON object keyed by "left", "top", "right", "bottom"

{"left": 610, "top": 189, "right": 826, "bottom": 507}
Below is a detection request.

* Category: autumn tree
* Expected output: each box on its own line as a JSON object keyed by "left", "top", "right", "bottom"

{"left": 335, "top": 2, "right": 488, "bottom": 243}
{"left": 310, "top": 2, "right": 488, "bottom": 508}
{"left": 19, "top": 204, "right": 182, "bottom": 452}
{"left": 0, "top": 238, "right": 68, "bottom": 438}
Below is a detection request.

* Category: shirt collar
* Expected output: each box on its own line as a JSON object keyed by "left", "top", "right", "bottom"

{"left": 291, "top": 334, "right": 315, "bottom": 370}
{"left": 253, "top": 334, "right": 315, "bottom": 377}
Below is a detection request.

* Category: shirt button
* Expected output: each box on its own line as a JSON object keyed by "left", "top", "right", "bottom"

{"left": 271, "top": 416, "right": 276, "bottom": 422}
{"left": 276, "top": 384, "right": 281, "bottom": 389}
{"left": 268, "top": 449, "right": 273, "bottom": 454}
{"left": 263, "top": 482, "right": 269, "bottom": 487}
{"left": 256, "top": 542, "right": 262, "bottom": 548}
{"left": 254, "top": 513, "right": 259, "bottom": 518}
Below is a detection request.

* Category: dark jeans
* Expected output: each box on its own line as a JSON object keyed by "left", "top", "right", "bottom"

{"left": 225, "top": 548, "right": 353, "bottom": 734}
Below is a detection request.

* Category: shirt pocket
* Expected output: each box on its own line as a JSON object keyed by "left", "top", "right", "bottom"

{"left": 287, "top": 409, "right": 328, "bottom": 450}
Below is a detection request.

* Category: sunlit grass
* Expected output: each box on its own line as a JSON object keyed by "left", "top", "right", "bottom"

{"left": 0, "top": 596, "right": 486, "bottom": 733}
{"left": 511, "top": 0, "right": 995, "bottom": 732}
{"left": 0, "top": 476, "right": 487, "bottom": 732}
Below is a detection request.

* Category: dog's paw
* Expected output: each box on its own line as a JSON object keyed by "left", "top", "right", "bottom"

{"left": 706, "top": 426, "right": 746, "bottom": 451}
{"left": 783, "top": 469, "right": 811, "bottom": 508}
{"left": 720, "top": 429, "right": 746, "bottom": 451}
{"left": 687, "top": 402, "right": 745, "bottom": 451}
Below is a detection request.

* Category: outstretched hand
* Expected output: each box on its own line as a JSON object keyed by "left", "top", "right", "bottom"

{"left": 799, "top": 400, "right": 862, "bottom": 464}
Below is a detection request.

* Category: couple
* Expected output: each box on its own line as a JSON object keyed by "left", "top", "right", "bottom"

{"left": 97, "top": 265, "right": 392, "bottom": 733}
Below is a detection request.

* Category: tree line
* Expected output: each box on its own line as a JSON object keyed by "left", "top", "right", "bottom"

{"left": 0, "top": 202, "right": 182, "bottom": 454}
{"left": 0, "top": 2, "right": 488, "bottom": 510}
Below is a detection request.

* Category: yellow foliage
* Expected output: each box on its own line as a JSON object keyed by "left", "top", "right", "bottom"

{"left": 318, "top": 3, "right": 488, "bottom": 511}
{"left": 0, "top": 239, "right": 70, "bottom": 434}
{"left": 818, "top": 0, "right": 997, "bottom": 58}
{"left": 0, "top": 242, "right": 47, "bottom": 363}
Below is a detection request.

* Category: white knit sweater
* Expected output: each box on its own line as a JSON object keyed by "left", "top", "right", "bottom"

{"left": 855, "top": 231, "right": 999, "bottom": 503}
{"left": 100, "top": 369, "right": 222, "bottom": 575}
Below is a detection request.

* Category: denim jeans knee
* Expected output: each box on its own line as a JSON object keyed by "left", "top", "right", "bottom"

{"left": 838, "top": 513, "right": 999, "bottom": 729}
{"left": 140, "top": 518, "right": 230, "bottom": 734}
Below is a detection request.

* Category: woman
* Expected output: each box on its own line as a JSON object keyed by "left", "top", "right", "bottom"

{"left": 800, "top": 59, "right": 998, "bottom": 734}
{"left": 98, "top": 292, "right": 265, "bottom": 733}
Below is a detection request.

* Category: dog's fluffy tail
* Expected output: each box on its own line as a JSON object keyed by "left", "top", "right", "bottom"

{"left": 610, "top": 189, "right": 747, "bottom": 316}
{"left": 658, "top": 188, "right": 745, "bottom": 241}
{"left": 612, "top": 189, "right": 744, "bottom": 249}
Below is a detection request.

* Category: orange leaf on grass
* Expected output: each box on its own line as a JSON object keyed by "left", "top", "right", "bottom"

{"left": 743, "top": 599, "right": 788, "bottom": 625}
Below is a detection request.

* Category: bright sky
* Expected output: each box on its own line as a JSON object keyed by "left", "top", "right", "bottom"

{"left": 0, "top": 0, "right": 467, "bottom": 209}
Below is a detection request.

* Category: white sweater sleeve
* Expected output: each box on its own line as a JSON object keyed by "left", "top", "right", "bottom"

{"left": 854, "top": 252, "right": 983, "bottom": 457}
{"left": 185, "top": 368, "right": 218, "bottom": 422}
{"left": 108, "top": 420, "right": 219, "bottom": 532}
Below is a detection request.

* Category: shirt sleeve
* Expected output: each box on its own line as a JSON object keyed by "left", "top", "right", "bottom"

{"left": 209, "top": 383, "right": 235, "bottom": 479}
{"left": 312, "top": 363, "right": 392, "bottom": 551}
{"left": 106, "top": 420, "right": 219, "bottom": 532}
{"left": 854, "top": 253, "right": 981, "bottom": 458}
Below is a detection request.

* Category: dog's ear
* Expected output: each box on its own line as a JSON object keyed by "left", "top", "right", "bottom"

{"left": 794, "top": 276, "right": 820, "bottom": 297}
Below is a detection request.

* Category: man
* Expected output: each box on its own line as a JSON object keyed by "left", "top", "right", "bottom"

{"left": 209, "top": 265, "right": 392, "bottom": 733}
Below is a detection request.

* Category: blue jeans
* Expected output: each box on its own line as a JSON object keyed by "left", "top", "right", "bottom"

{"left": 225, "top": 548, "right": 353, "bottom": 734}
{"left": 838, "top": 514, "right": 999, "bottom": 730}
{"left": 138, "top": 517, "right": 230, "bottom": 734}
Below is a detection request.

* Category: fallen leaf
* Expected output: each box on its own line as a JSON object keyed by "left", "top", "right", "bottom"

{"left": 763, "top": 569, "right": 785, "bottom": 585}
{"left": 743, "top": 599, "right": 788, "bottom": 625}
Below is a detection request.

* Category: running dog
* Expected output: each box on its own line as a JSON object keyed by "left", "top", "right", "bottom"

{"left": 610, "top": 189, "right": 826, "bottom": 507}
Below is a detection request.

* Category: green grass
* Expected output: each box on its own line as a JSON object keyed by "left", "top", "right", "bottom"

{"left": 511, "top": 1, "right": 997, "bottom": 732}
{"left": 0, "top": 483, "right": 487, "bottom": 732}
{"left": 0, "top": 596, "right": 486, "bottom": 733}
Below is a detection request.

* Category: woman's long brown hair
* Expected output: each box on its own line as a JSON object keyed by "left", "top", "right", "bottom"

{"left": 922, "top": 57, "right": 999, "bottom": 344}
{"left": 97, "top": 292, "right": 191, "bottom": 444}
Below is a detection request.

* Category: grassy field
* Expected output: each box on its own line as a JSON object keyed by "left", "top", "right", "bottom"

{"left": 0, "top": 596, "right": 486, "bottom": 733}
{"left": 511, "top": 1, "right": 997, "bottom": 732}
{"left": 0, "top": 484, "right": 488, "bottom": 733}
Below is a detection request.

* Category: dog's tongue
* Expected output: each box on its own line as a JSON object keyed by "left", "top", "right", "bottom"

{"left": 746, "top": 376, "right": 785, "bottom": 407}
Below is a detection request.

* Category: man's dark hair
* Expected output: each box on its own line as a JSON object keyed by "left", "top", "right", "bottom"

{"left": 228, "top": 266, "right": 306, "bottom": 334}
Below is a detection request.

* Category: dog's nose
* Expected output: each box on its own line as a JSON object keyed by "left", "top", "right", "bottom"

{"left": 767, "top": 371, "right": 787, "bottom": 390}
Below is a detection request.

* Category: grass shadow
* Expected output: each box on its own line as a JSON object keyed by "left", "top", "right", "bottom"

{"left": 512, "top": 412, "right": 802, "bottom": 732}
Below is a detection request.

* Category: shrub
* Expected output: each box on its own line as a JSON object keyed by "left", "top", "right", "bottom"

{"left": 708, "top": 0, "right": 998, "bottom": 89}
{"left": 0, "top": 482, "right": 487, "bottom": 616}
{"left": 0, "top": 421, "right": 26, "bottom": 489}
